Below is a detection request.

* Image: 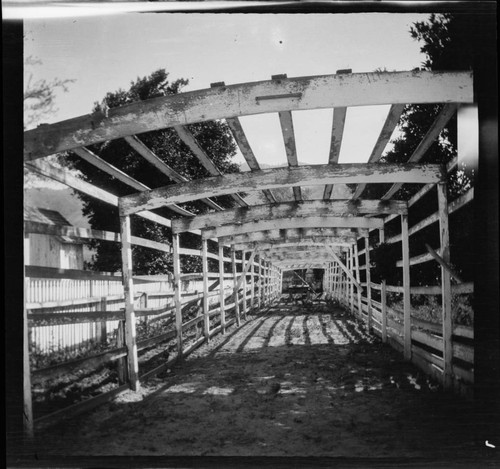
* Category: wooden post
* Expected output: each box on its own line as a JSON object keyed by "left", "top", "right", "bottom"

{"left": 401, "top": 214, "right": 411, "bottom": 361}
{"left": 349, "top": 247, "right": 354, "bottom": 314}
{"left": 119, "top": 215, "right": 139, "bottom": 391}
{"left": 250, "top": 253, "right": 255, "bottom": 310}
{"left": 259, "top": 256, "right": 264, "bottom": 307}
{"left": 365, "top": 236, "right": 372, "bottom": 333}
{"left": 353, "top": 243, "right": 363, "bottom": 318}
{"left": 23, "top": 276, "right": 33, "bottom": 439}
{"left": 202, "top": 238, "right": 210, "bottom": 340}
{"left": 116, "top": 320, "right": 127, "bottom": 384}
{"left": 256, "top": 255, "right": 262, "bottom": 309}
{"left": 231, "top": 246, "right": 240, "bottom": 327}
{"left": 98, "top": 297, "right": 107, "bottom": 344}
{"left": 379, "top": 228, "right": 387, "bottom": 343}
{"left": 172, "top": 233, "right": 183, "bottom": 355}
{"left": 218, "top": 241, "right": 226, "bottom": 334}
{"left": 241, "top": 250, "right": 248, "bottom": 320}
{"left": 437, "top": 183, "right": 453, "bottom": 388}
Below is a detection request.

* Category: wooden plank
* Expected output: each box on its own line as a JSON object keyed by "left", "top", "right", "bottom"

{"left": 125, "top": 134, "right": 223, "bottom": 211}
{"left": 174, "top": 124, "right": 247, "bottom": 207}
{"left": 119, "top": 215, "right": 139, "bottom": 390}
{"left": 25, "top": 71, "right": 474, "bottom": 159}
{"left": 225, "top": 116, "right": 276, "bottom": 203}
{"left": 29, "top": 311, "right": 126, "bottom": 326}
{"left": 24, "top": 221, "right": 172, "bottom": 254}
{"left": 25, "top": 158, "right": 175, "bottom": 230}
{"left": 453, "top": 342, "right": 474, "bottom": 364}
{"left": 73, "top": 147, "right": 194, "bottom": 217}
{"left": 382, "top": 104, "right": 458, "bottom": 200}
{"left": 202, "top": 216, "right": 383, "bottom": 239}
{"left": 172, "top": 199, "right": 407, "bottom": 233}
{"left": 326, "top": 245, "right": 362, "bottom": 291}
{"left": 411, "top": 343, "right": 444, "bottom": 369}
{"left": 172, "top": 233, "right": 183, "bottom": 355}
{"left": 411, "top": 328, "right": 443, "bottom": 351}
{"left": 425, "top": 243, "right": 464, "bottom": 283}
{"left": 365, "top": 236, "right": 372, "bottom": 332}
{"left": 119, "top": 163, "right": 445, "bottom": 216}
{"left": 32, "top": 347, "right": 128, "bottom": 384}
{"left": 379, "top": 228, "right": 388, "bottom": 343}
{"left": 218, "top": 242, "right": 226, "bottom": 333}
{"left": 23, "top": 276, "right": 33, "bottom": 438}
{"left": 221, "top": 228, "right": 359, "bottom": 246}
{"left": 278, "top": 109, "right": 302, "bottom": 201}
{"left": 231, "top": 246, "right": 240, "bottom": 327}
{"left": 352, "top": 104, "right": 405, "bottom": 199}
{"left": 323, "top": 106, "right": 347, "bottom": 199}
{"left": 401, "top": 214, "right": 411, "bottom": 360}
{"left": 438, "top": 183, "right": 453, "bottom": 389}
{"left": 453, "top": 324, "right": 474, "bottom": 339}
{"left": 201, "top": 238, "right": 210, "bottom": 340}
{"left": 25, "top": 265, "right": 123, "bottom": 282}
{"left": 411, "top": 350, "right": 444, "bottom": 384}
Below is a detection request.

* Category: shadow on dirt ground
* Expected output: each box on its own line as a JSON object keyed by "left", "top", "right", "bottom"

{"left": 33, "top": 299, "right": 489, "bottom": 461}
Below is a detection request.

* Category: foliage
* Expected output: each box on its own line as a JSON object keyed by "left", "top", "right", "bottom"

{"left": 67, "top": 69, "right": 241, "bottom": 274}
{"left": 369, "top": 14, "right": 476, "bottom": 286}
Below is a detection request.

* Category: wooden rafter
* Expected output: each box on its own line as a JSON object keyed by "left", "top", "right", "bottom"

{"left": 172, "top": 199, "right": 407, "bottom": 233}
{"left": 173, "top": 125, "right": 248, "bottom": 207}
{"left": 124, "top": 135, "right": 223, "bottom": 211}
{"left": 323, "top": 105, "right": 347, "bottom": 199}
{"left": 119, "top": 163, "right": 444, "bottom": 216}
{"left": 381, "top": 103, "right": 457, "bottom": 200}
{"left": 24, "top": 71, "right": 473, "bottom": 160}
{"left": 72, "top": 147, "right": 194, "bottom": 217}
{"left": 278, "top": 109, "right": 302, "bottom": 201}
{"left": 351, "top": 103, "right": 405, "bottom": 199}
{"left": 225, "top": 116, "right": 277, "bottom": 203}
{"left": 232, "top": 240, "right": 353, "bottom": 251}
{"left": 24, "top": 159, "right": 181, "bottom": 231}
{"left": 202, "top": 216, "right": 383, "bottom": 239}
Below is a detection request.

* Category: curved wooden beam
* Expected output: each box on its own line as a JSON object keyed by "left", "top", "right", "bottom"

{"left": 120, "top": 163, "right": 443, "bottom": 216}
{"left": 202, "top": 216, "right": 383, "bottom": 239}
{"left": 172, "top": 199, "right": 407, "bottom": 233}
{"left": 24, "top": 71, "right": 473, "bottom": 160}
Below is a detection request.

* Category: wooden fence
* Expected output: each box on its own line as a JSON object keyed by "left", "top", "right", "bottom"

{"left": 323, "top": 183, "right": 474, "bottom": 395}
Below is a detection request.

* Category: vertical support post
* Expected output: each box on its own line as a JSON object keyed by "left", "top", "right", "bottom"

{"left": 172, "top": 233, "right": 183, "bottom": 355}
{"left": 116, "top": 320, "right": 127, "bottom": 384}
{"left": 201, "top": 238, "right": 210, "bottom": 341}
{"left": 241, "top": 250, "right": 248, "bottom": 320}
{"left": 218, "top": 241, "right": 226, "bottom": 334}
{"left": 260, "top": 257, "right": 265, "bottom": 306}
{"left": 231, "top": 246, "right": 240, "bottom": 327}
{"left": 379, "top": 228, "right": 387, "bottom": 343}
{"left": 365, "top": 235, "right": 372, "bottom": 333}
{"left": 250, "top": 252, "right": 255, "bottom": 310}
{"left": 353, "top": 242, "right": 363, "bottom": 319}
{"left": 437, "top": 182, "right": 453, "bottom": 388}
{"left": 349, "top": 247, "right": 354, "bottom": 314}
{"left": 98, "top": 297, "right": 107, "bottom": 344}
{"left": 401, "top": 214, "right": 411, "bottom": 361}
{"left": 119, "top": 215, "right": 139, "bottom": 391}
{"left": 23, "top": 276, "right": 33, "bottom": 439}
{"left": 256, "top": 255, "right": 262, "bottom": 309}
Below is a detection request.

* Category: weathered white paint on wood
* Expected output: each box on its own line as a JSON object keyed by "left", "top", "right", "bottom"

{"left": 25, "top": 71, "right": 474, "bottom": 159}
{"left": 323, "top": 105, "right": 347, "bottom": 199}
{"left": 172, "top": 233, "right": 183, "bottom": 354}
{"left": 352, "top": 104, "right": 405, "bottom": 199}
{"left": 174, "top": 125, "right": 247, "bottom": 207}
{"left": 119, "top": 215, "right": 139, "bottom": 390}
{"left": 201, "top": 238, "right": 210, "bottom": 340}
{"left": 401, "top": 215, "right": 411, "bottom": 360}
{"left": 172, "top": 199, "right": 407, "bottom": 233}
{"left": 381, "top": 103, "right": 457, "bottom": 200}
{"left": 226, "top": 117, "right": 276, "bottom": 203}
{"left": 120, "top": 163, "right": 444, "bottom": 215}
{"left": 437, "top": 183, "right": 453, "bottom": 388}
{"left": 325, "top": 245, "right": 362, "bottom": 291}
{"left": 125, "top": 135, "right": 223, "bottom": 211}
{"left": 278, "top": 110, "right": 302, "bottom": 201}
{"left": 231, "top": 247, "right": 240, "bottom": 327}
{"left": 202, "top": 216, "right": 383, "bottom": 239}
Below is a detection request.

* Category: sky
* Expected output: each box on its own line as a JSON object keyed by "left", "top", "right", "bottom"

{"left": 24, "top": 12, "right": 429, "bottom": 168}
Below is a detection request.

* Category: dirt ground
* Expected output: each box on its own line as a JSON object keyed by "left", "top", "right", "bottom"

{"left": 34, "top": 299, "right": 487, "bottom": 460}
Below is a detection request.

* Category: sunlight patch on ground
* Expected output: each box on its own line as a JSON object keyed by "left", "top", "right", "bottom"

{"left": 163, "top": 382, "right": 202, "bottom": 394}
{"left": 203, "top": 386, "right": 234, "bottom": 396}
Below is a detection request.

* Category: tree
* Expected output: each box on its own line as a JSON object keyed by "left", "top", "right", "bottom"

{"left": 67, "top": 69, "right": 241, "bottom": 275}
{"left": 367, "top": 14, "right": 477, "bottom": 285}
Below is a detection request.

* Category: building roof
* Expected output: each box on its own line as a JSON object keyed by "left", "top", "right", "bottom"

{"left": 24, "top": 206, "right": 81, "bottom": 244}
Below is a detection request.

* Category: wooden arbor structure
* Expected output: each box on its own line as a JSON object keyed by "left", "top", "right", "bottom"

{"left": 24, "top": 70, "right": 475, "bottom": 399}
